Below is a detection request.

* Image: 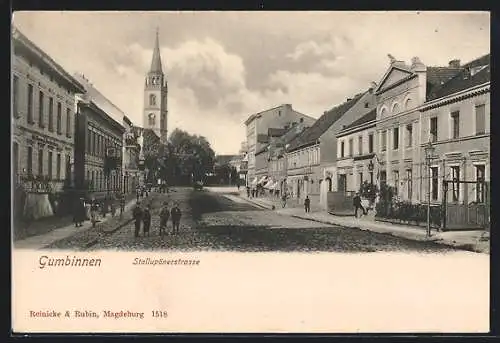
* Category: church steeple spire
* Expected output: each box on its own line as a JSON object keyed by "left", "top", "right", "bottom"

{"left": 149, "top": 27, "right": 163, "bottom": 73}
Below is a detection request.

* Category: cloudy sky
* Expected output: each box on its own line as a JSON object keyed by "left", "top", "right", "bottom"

{"left": 13, "top": 11, "right": 489, "bottom": 154}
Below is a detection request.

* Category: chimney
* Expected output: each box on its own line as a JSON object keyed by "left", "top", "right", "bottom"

{"left": 369, "top": 81, "right": 377, "bottom": 93}
{"left": 448, "top": 59, "right": 461, "bottom": 68}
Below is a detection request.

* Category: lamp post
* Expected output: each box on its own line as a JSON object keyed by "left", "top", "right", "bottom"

{"left": 424, "top": 141, "right": 435, "bottom": 238}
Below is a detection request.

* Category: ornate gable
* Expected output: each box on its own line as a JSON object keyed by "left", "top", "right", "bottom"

{"left": 376, "top": 66, "right": 413, "bottom": 93}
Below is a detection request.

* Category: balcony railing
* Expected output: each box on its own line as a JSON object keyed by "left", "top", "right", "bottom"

{"left": 14, "top": 174, "right": 66, "bottom": 193}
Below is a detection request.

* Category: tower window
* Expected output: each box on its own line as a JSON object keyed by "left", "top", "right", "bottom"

{"left": 148, "top": 113, "right": 155, "bottom": 126}
{"left": 149, "top": 94, "right": 156, "bottom": 106}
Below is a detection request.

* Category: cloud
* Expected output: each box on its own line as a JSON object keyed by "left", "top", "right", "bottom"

{"left": 12, "top": 11, "right": 490, "bottom": 155}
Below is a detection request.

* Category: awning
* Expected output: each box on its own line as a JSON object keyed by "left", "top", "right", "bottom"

{"left": 257, "top": 176, "right": 268, "bottom": 185}
{"left": 263, "top": 179, "right": 274, "bottom": 189}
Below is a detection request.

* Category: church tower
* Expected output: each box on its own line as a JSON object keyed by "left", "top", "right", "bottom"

{"left": 143, "top": 28, "right": 168, "bottom": 142}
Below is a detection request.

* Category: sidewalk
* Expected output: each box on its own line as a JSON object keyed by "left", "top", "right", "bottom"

{"left": 237, "top": 193, "right": 490, "bottom": 254}
{"left": 13, "top": 197, "right": 138, "bottom": 250}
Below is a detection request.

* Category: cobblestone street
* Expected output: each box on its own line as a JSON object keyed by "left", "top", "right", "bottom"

{"left": 43, "top": 187, "right": 459, "bottom": 253}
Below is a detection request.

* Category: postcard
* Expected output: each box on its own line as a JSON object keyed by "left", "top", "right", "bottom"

{"left": 11, "top": 10, "right": 490, "bottom": 333}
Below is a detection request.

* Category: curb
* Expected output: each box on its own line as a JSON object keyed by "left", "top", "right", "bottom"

{"left": 290, "top": 214, "right": 489, "bottom": 254}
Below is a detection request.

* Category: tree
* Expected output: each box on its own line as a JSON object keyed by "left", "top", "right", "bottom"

{"left": 142, "top": 128, "right": 216, "bottom": 186}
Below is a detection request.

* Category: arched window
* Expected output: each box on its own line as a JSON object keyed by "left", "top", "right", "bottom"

{"left": 405, "top": 98, "right": 412, "bottom": 110}
{"left": 392, "top": 103, "right": 400, "bottom": 114}
{"left": 380, "top": 108, "right": 387, "bottom": 118}
{"left": 149, "top": 94, "right": 156, "bottom": 106}
{"left": 148, "top": 113, "right": 155, "bottom": 126}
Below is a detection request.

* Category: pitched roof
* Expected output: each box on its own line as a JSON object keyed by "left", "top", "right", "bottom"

{"left": 256, "top": 124, "right": 308, "bottom": 156}
{"left": 149, "top": 29, "right": 163, "bottom": 73}
{"left": 427, "top": 54, "right": 490, "bottom": 101}
{"left": 287, "top": 92, "right": 365, "bottom": 152}
{"left": 341, "top": 108, "right": 376, "bottom": 132}
{"left": 425, "top": 66, "right": 463, "bottom": 97}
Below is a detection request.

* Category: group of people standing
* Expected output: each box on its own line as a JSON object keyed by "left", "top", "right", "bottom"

{"left": 133, "top": 200, "right": 182, "bottom": 238}
{"left": 72, "top": 193, "right": 127, "bottom": 228}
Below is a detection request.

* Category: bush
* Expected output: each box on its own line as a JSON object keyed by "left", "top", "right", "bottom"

{"left": 375, "top": 199, "right": 442, "bottom": 228}
{"left": 359, "top": 181, "right": 378, "bottom": 204}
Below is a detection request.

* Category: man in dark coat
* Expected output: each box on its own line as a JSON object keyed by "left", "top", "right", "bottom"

{"left": 170, "top": 203, "right": 182, "bottom": 235}
{"left": 159, "top": 202, "right": 170, "bottom": 237}
{"left": 304, "top": 196, "right": 311, "bottom": 213}
{"left": 353, "top": 192, "right": 367, "bottom": 218}
{"left": 133, "top": 202, "right": 143, "bottom": 237}
{"left": 142, "top": 204, "right": 151, "bottom": 237}
{"left": 73, "top": 198, "right": 86, "bottom": 227}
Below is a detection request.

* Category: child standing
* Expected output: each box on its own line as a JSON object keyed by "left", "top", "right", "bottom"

{"left": 170, "top": 203, "right": 182, "bottom": 235}
{"left": 159, "top": 202, "right": 170, "bottom": 237}
{"left": 142, "top": 204, "right": 151, "bottom": 237}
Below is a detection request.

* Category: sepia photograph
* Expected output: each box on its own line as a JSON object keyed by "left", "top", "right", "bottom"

{"left": 11, "top": 11, "right": 490, "bottom": 333}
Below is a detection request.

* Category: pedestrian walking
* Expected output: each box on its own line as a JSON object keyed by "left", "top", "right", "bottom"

{"left": 136, "top": 187, "right": 140, "bottom": 202}
{"left": 133, "top": 202, "right": 143, "bottom": 237}
{"left": 304, "top": 196, "right": 311, "bottom": 213}
{"left": 90, "top": 198, "right": 99, "bottom": 228}
{"left": 171, "top": 202, "right": 182, "bottom": 235}
{"left": 281, "top": 192, "right": 288, "bottom": 208}
{"left": 246, "top": 186, "right": 250, "bottom": 198}
{"left": 110, "top": 196, "right": 116, "bottom": 217}
{"left": 72, "top": 197, "right": 86, "bottom": 227}
{"left": 119, "top": 194, "right": 126, "bottom": 217}
{"left": 143, "top": 204, "right": 151, "bottom": 237}
{"left": 159, "top": 202, "right": 170, "bottom": 237}
{"left": 353, "top": 192, "right": 367, "bottom": 218}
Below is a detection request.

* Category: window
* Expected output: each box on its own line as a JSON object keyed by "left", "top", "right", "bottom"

{"left": 392, "top": 103, "right": 400, "bottom": 114}
{"left": 27, "top": 84, "right": 34, "bottom": 124}
{"left": 348, "top": 138, "right": 353, "bottom": 156}
{"left": 66, "top": 155, "right": 71, "bottom": 180}
{"left": 406, "top": 124, "right": 413, "bottom": 147}
{"left": 38, "top": 149, "right": 44, "bottom": 176}
{"left": 86, "top": 128, "right": 91, "bottom": 152}
{"left": 13, "top": 142, "right": 19, "bottom": 177}
{"left": 358, "top": 136, "right": 363, "bottom": 155}
{"left": 431, "top": 167, "right": 438, "bottom": 201}
{"left": 368, "top": 134, "right": 374, "bottom": 153}
{"left": 48, "top": 151, "right": 53, "bottom": 179}
{"left": 340, "top": 141, "right": 345, "bottom": 158}
{"left": 430, "top": 117, "right": 438, "bottom": 142}
{"left": 358, "top": 172, "right": 363, "bottom": 189}
{"left": 405, "top": 98, "right": 412, "bottom": 110}
{"left": 66, "top": 108, "right": 71, "bottom": 137}
{"left": 393, "top": 170, "right": 399, "bottom": 195}
{"left": 27, "top": 146, "right": 33, "bottom": 174}
{"left": 393, "top": 127, "right": 399, "bottom": 150}
{"left": 38, "top": 91, "right": 44, "bottom": 128}
{"left": 475, "top": 104, "right": 485, "bottom": 135}
{"left": 13, "top": 75, "right": 19, "bottom": 117}
{"left": 451, "top": 111, "right": 460, "bottom": 139}
{"left": 406, "top": 169, "right": 412, "bottom": 200}
{"left": 149, "top": 94, "right": 156, "bottom": 106}
{"left": 364, "top": 102, "right": 369, "bottom": 108}
{"left": 475, "top": 165, "right": 485, "bottom": 203}
{"left": 381, "top": 130, "right": 387, "bottom": 151}
{"left": 56, "top": 102, "right": 62, "bottom": 134}
{"left": 48, "top": 97, "right": 54, "bottom": 131}
{"left": 451, "top": 166, "right": 460, "bottom": 202}
{"left": 148, "top": 113, "right": 155, "bottom": 126}
{"left": 92, "top": 131, "right": 97, "bottom": 155}
{"left": 380, "top": 170, "right": 387, "bottom": 186}
{"left": 56, "top": 153, "right": 61, "bottom": 179}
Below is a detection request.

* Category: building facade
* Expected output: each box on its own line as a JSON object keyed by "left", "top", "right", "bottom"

{"left": 418, "top": 55, "right": 490, "bottom": 207}
{"left": 244, "top": 104, "right": 315, "bottom": 186}
{"left": 143, "top": 29, "right": 168, "bottom": 143}
{"left": 122, "top": 115, "right": 140, "bottom": 194}
{"left": 12, "top": 27, "right": 85, "bottom": 194}
{"left": 372, "top": 55, "right": 487, "bottom": 204}
{"left": 285, "top": 86, "right": 377, "bottom": 208}
{"left": 336, "top": 109, "right": 377, "bottom": 193}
